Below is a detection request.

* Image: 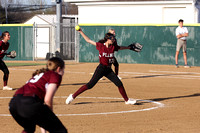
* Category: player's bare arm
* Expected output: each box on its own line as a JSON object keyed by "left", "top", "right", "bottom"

{"left": 78, "top": 29, "right": 96, "bottom": 46}
{"left": 177, "top": 33, "right": 188, "bottom": 38}
{"left": 183, "top": 33, "right": 188, "bottom": 37}
{"left": 176, "top": 34, "right": 182, "bottom": 39}
{"left": 44, "top": 83, "right": 58, "bottom": 111}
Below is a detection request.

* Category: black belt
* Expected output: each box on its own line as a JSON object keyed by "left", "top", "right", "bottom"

{"left": 14, "top": 93, "right": 36, "bottom": 97}
{"left": 14, "top": 94, "right": 43, "bottom": 103}
{"left": 179, "top": 39, "right": 186, "bottom": 41}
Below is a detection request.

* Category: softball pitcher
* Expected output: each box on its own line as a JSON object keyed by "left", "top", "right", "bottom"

{"left": 0, "top": 31, "right": 13, "bottom": 90}
{"left": 9, "top": 57, "right": 67, "bottom": 133}
{"left": 66, "top": 28, "right": 136, "bottom": 105}
{"left": 99, "top": 29, "right": 121, "bottom": 80}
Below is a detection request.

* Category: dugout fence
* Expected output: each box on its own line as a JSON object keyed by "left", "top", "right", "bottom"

{"left": 2, "top": 24, "right": 200, "bottom": 66}
{"left": 0, "top": 19, "right": 79, "bottom": 61}
{"left": 59, "top": 15, "right": 79, "bottom": 61}
{"left": 0, "top": 24, "right": 34, "bottom": 60}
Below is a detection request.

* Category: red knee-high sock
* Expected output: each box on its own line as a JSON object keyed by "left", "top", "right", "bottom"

{"left": 22, "top": 130, "right": 28, "bottom": 133}
{"left": 118, "top": 85, "right": 129, "bottom": 101}
{"left": 73, "top": 85, "right": 88, "bottom": 99}
{"left": 4, "top": 80, "right": 7, "bottom": 86}
{"left": 3, "top": 74, "right": 8, "bottom": 86}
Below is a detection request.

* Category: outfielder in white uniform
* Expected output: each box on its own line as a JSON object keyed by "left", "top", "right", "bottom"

{"left": 175, "top": 19, "right": 190, "bottom": 68}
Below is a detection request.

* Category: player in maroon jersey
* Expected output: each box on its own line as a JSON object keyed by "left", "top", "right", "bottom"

{"left": 9, "top": 57, "right": 67, "bottom": 133}
{"left": 98, "top": 29, "right": 121, "bottom": 80}
{"left": 66, "top": 28, "right": 137, "bottom": 105}
{"left": 0, "top": 31, "right": 13, "bottom": 90}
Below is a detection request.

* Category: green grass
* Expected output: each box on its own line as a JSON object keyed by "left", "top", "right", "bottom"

{"left": 5, "top": 63, "right": 45, "bottom": 67}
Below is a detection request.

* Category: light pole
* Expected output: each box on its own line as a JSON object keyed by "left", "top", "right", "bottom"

{"left": 56, "top": 0, "right": 62, "bottom": 53}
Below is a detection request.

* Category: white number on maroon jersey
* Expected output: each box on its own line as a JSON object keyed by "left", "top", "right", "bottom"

{"left": 29, "top": 73, "right": 44, "bottom": 83}
{"left": 109, "top": 58, "right": 115, "bottom": 64}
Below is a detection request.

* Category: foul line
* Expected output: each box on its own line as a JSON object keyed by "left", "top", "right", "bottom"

{"left": 10, "top": 68, "right": 86, "bottom": 74}
{"left": 120, "top": 71, "right": 200, "bottom": 80}
{"left": 0, "top": 96, "right": 164, "bottom": 117}
{"left": 149, "top": 70, "right": 200, "bottom": 75}
{"left": 10, "top": 68, "right": 200, "bottom": 80}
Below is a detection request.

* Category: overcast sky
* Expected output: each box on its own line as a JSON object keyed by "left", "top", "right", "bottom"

{"left": 12, "top": 0, "right": 53, "bottom": 5}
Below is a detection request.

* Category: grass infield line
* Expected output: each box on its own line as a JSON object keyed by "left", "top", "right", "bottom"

{"left": 6, "top": 63, "right": 45, "bottom": 67}
{"left": 0, "top": 24, "right": 33, "bottom": 26}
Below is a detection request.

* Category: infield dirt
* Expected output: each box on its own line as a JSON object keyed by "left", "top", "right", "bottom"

{"left": 0, "top": 62, "right": 200, "bottom": 133}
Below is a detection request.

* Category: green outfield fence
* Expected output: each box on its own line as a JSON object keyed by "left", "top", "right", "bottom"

{"left": 1, "top": 24, "right": 200, "bottom": 66}
{"left": 0, "top": 24, "right": 34, "bottom": 61}
{"left": 78, "top": 24, "right": 200, "bottom": 66}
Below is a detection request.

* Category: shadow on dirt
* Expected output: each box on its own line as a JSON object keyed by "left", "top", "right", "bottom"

{"left": 149, "top": 93, "right": 200, "bottom": 101}
{"left": 74, "top": 100, "right": 124, "bottom": 105}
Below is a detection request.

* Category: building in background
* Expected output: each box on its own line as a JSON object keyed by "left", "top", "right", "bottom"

{"left": 67, "top": 0, "right": 200, "bottom": 24}
{"left": 24, "top": 14, "right": 78, "bottom": 60}
{"left": 24, "top": 0, "right": 200, "bottom": 60}
{"left": 24, "top": 14, "right": 56, "bottom": 59}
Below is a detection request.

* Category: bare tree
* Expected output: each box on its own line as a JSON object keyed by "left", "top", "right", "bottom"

{"left": 1, "top": 0, "right": 55, "bottom": 23}
{"left": 0, "top": 0, "right": 79, "bottom": 23}
{"left": 0, "top": 1, "right": 2, "bottom": 23}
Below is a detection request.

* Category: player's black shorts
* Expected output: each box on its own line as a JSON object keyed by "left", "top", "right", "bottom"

{"left": 9, "top": 94, "right": 67, "bottom": 133}
{"left": 86, "top": 64, "right": 123, "bottom": 89}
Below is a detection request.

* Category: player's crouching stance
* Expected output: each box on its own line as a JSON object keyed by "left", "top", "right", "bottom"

{"left": 66, "top": 27, "right": 137, "bottom": 105}
{"left": 9, "top": 57, "right": 67, "bottom": 133}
